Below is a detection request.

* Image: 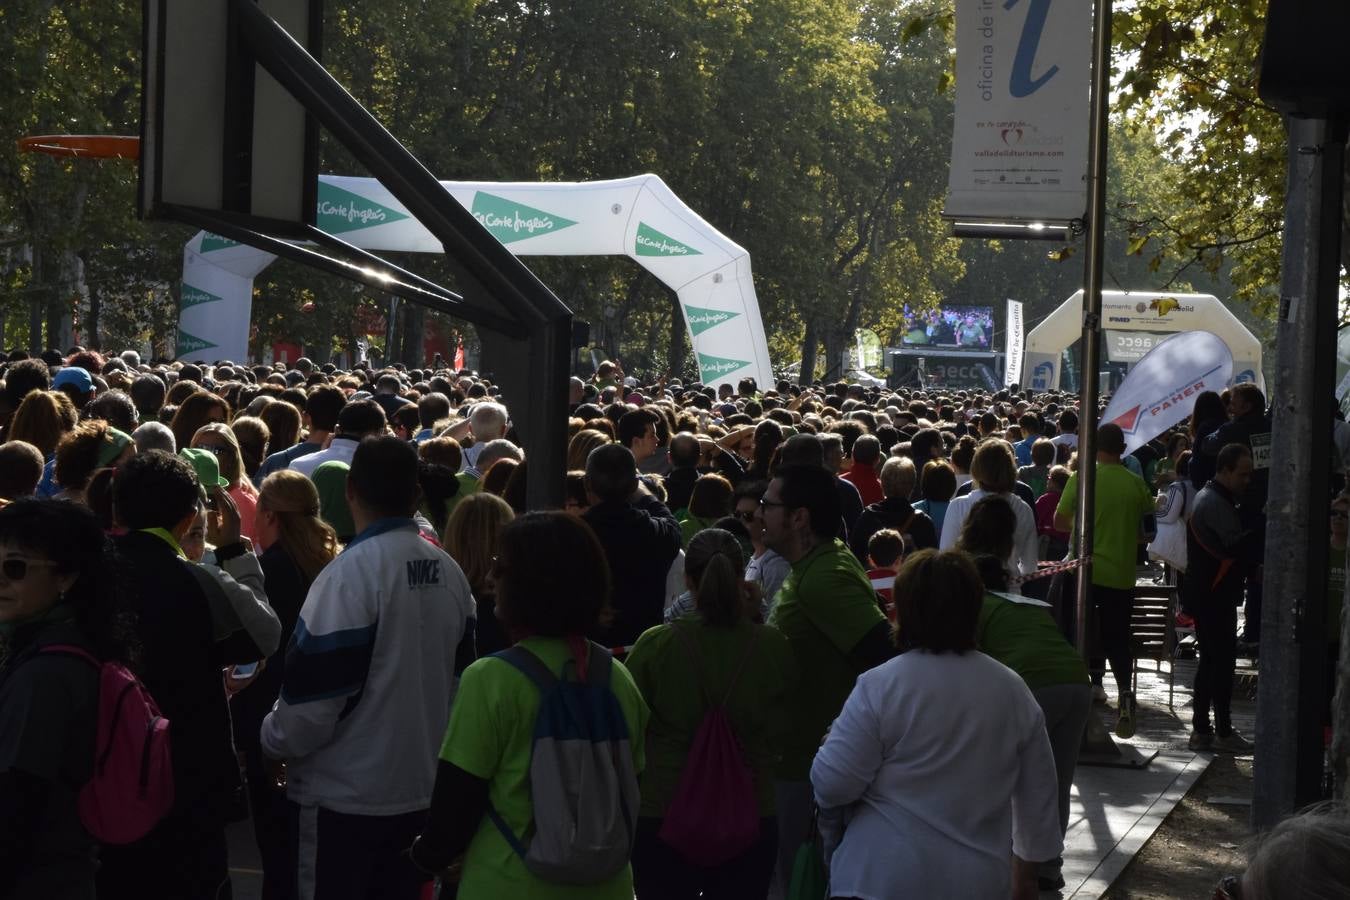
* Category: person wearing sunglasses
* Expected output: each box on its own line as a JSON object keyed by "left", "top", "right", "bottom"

{"left": 0, "top": 499, "right": 133, "bottom": 897}
{"left": 734, "top": 481, "right": 790, "bottom": 616}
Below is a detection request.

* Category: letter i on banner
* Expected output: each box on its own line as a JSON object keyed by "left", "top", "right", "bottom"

{"left": 1004, "top": 299, "right": 1024, "bottom": 386}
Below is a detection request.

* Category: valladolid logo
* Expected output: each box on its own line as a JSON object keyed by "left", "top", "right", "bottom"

{"left": 636, "top": 222, "right": 700, "bottom": 257}
{"left": 176, "top": 330, "right": 217, "bottom": 356}
{"left": 200, "top": 233, "right": 240, "bottom": 254}
{"left": 180, "top": 284, "right": 222, "bottom": 311}
{"left": 317, "top": 183, "right": 410, "bottom": 235}
{"left": 471, "top": 192, "right": 577, "bottom": 245}
{"left": 697, "top": 352, "right": 751, "bottom": 380}
{"left": 684, "top": 304, "right": 739, "bottom": 336}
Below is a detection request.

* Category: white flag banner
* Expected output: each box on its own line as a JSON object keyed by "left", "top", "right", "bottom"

{"left": 1101, "top": 331, "right": 1233, "bottom": 456}
{"left": 944, "top": 0, "right": 1093, "bottom": 224}
{"left": 1004, "top": 299, "right": 1024, "bottom": 386}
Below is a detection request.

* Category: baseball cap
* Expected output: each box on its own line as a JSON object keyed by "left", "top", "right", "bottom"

{"left": 52, "top": 366, "right": 94, "bottom": 393}
{"left": 180, "top": 447, "right": 230, "bottom": 488}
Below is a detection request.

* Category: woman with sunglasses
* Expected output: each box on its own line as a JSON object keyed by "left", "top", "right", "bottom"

{"left": 732, "top": 481, "right": 791, "bottom": 616}
{"left": 0, "top": 499, "right": 134, "bottom": 897}
{"left": 191, "top": 423, "right": 259, "bottom": 540}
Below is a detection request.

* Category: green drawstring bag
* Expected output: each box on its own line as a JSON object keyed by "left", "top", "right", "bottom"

{"left": 786, "top": 806, "right": 827, "bottom": 900}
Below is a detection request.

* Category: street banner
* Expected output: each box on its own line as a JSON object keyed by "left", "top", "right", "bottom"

{"left": 944, "top": 0, "right": 1093, "bottom": 224}
{"left": 177, "top": 174, "right": 772, "bottom": 390}
{"left": 1101, "top": 331, "right": 1233, "bottom": 456}
{"left": 1004, "top": 299, "right": 1024, "bottom": 386}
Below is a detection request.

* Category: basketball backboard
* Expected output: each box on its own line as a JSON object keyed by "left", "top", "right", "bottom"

{"left": 140, "top": 0, "right": 319, "bottom": 228}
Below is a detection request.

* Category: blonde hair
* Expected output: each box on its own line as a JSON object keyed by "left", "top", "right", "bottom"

{"left": 6, "top": 390, "right": 79, "bottom": 457}
{"left": 566, "top": 428, "right": 611, "bottom": 471}
{"left": 258, "top": 470, "right": 339, "bottom": 582}
{"left": 970, "top": 438, "right": 1018, "bottom": 494}
{"left": 442, "top": 493, "right": 515, "bottom": 596}
{"left": 191, "top": 422, "right": 244, "bottom": 485}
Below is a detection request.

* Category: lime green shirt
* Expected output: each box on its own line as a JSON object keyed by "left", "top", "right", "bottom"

{"left": 1055, "top": 464, "right": 1154, "bottom": 589}
{"left": 625, "top": 618, "right": 798, "bottom": 818}
{"left": 976, "top": 593, "right": 1089, "bottom": 690}
{"left": 767, "top": 539, "right": 887, "bottom": 779}
{"left": 438, "top": 637, "right": 648, "bottom": 900}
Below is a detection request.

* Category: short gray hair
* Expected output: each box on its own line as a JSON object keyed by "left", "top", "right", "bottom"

{"left": 469, "top": 402, "right": 509, "bottom": 439}
{"left": 133, "top": 421, "right": 176, "bottom": 455}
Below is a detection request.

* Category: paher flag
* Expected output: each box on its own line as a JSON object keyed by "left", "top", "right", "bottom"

{"left": 1101, "top": 331, "right": 1233, "bottom": 456}
{"left": 1004, "top": 299, "right": 1024, "bottom": 386}
{"left": 944, "top": 0, "right": 1093, "bottom": 225}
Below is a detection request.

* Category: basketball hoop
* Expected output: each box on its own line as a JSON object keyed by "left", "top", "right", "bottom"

{"left": 17, "top": 135, "right": 140, "bottom": 160}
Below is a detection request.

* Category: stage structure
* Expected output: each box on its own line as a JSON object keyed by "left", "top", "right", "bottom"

{"left": 1021, "top": 290, "right": 1265, "bottom": 393}
{"left": 176, "top": 174, "right": 773, "bottom": 390}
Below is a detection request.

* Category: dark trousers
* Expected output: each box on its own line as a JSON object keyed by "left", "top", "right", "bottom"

{"left": 1193, "top": 601, "right": 1238, "bottom": 734}
{"left": 632, "top": 815, "right": 778, "bottom": 900}
{"left": 1089, "top": 585, "right": 1135, "bottom": 696}
{"left": 1243, "top": 570, "right": 1263, "bottom": 643}
{"left": 287, "top": 801, "right": 429, "bottom": 900}
{"left": 97, "top": 812, "right": 231, "bottom": 899}
{"left": 246, "top": 754, "right": 296, "bottom": 900}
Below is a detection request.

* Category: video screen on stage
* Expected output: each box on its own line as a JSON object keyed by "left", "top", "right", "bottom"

{"left": 899, "top": 304, "right": 994, "bottom": 350}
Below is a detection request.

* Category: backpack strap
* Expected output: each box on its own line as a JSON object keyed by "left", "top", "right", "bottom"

{"left": 490, "top": 646, "right": 560, "bottom": 693}
{"left": 40, "top": 644, "right": 100, "bottom": 667}
{"left": 671, "top": 622, "right": 761, "bottom": 708}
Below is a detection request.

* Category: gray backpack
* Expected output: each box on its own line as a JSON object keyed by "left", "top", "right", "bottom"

{"left": 486, "top": 642, "right": 640, "bottom": 884}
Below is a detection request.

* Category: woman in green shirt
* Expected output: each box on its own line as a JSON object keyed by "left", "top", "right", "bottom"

{"left": 410, "top": 512, "right": 649, "bottom": 900}
{"left": 625, "top": 528, "right": 797, "bottom": 900}
{"left": 958, "top": 496, "right": 1091, "bottom": 893}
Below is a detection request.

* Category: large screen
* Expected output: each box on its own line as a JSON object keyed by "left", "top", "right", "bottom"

{"left": 900, "top": 304, "right": 994, "bottom": 350}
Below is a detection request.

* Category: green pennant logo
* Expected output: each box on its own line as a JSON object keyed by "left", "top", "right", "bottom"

{"left": 697, "top": 352, "right": 752, "bottom": 381}
{"left": 636, "top": 222, "right": 701, "bottom": 257}
{"left": 181, "top": 284, "right": 222, "bottom": 310}
{"left": 316, "top": 182, "right": 410, "bottom": 234}
{"left": 471, "top": 192, "right": 577, "bottom": 244}
{"left": 200, "top": 233, "right": 240, "bottom": 253}
{"left": 684, "top": 304, "right": 739, "bottom": 336}
{"left": 176, "top": 330, "right": 218, "bottom": 357}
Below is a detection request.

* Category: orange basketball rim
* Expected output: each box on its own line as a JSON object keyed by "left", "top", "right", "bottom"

{"left": 17, "top": 135, "right": 140, "bottom": 160}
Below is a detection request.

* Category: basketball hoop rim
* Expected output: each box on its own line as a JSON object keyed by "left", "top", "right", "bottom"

{"left": 17, "top": 135, "right": 140, "bottom": 160}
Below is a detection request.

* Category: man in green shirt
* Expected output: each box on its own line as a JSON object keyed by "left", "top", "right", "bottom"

{"left": 1055, "top": 423, "right": 1155, "bottom": 738}
{"left": 762, "top": 464, "right": 892, "bottom": 893}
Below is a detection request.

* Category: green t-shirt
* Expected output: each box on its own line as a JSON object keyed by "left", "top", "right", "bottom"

{"left": 976, "top": 593, "right": 1089, "bottom": 690}
{"left": 1056, "top": 464, "right": 1154, "bottom": 589}
{"left": 767, "top": 539, "right": 887, "bottom": 779}
{"left": 625, "top": 618, "right": 798, "bottom": 818}
{"left": 438, "top": 637, "right": 649, "bottom": 900}
{"left": 443, "top": 470, "right": 481, "bottom": 523}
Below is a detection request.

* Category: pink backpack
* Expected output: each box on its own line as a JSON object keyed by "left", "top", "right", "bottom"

{"left": 44, "top": 645, "right": 175, "bottom": 844}
{"left": 657, "top": 625, "right": 761, "bottom": 867}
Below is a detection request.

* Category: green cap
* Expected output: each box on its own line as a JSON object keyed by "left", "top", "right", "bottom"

{"left": 179, "top": 447, "right": 230, "bottom": 488}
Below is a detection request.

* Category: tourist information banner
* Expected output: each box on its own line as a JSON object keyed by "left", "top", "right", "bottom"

{"left": 944, "top": 0, "right": 1093, "bottom": 224}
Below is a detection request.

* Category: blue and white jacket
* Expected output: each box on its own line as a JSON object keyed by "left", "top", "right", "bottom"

{"left": 261, "top": 518, "right": 477, "bottom": 815}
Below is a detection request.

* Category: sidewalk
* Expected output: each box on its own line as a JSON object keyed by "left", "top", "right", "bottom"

{"left": 1050, "top": 640, "right": 1257, "bottom": 898}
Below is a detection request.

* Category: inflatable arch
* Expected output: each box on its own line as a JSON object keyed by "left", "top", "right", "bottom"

{"left": 175, "top": 174, "right": 773, "bottom": 388}
{"left": 1022, "top": 290, "right": 1265, "bottom": 393}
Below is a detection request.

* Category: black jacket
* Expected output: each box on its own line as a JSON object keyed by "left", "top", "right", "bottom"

{"left": 849, "top": 498, "right": 939, "bottom": 565}
{"left": 583, "top": 493, "right": 682, "bottom": 647}
{"left": 114, "top": 531, "right": 263, "bottom": 825}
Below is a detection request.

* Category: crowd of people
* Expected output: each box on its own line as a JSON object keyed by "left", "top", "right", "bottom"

{"left": 0, "top": 344, "right": 1332, "bottom": 900}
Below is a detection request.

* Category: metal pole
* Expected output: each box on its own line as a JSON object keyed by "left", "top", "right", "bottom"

{"left": 1073, "top": 0, "right": 1112, "bottom": 658}
{"left": 1254, "top": 115, "right": 1346, "bottom": 827}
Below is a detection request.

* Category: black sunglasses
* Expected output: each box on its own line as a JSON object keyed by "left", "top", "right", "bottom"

{"left": 1214, "top": 874, "right": 1242, "bottom": 900}
{"left": 0, "top": 557, "right": 60, "bottom": 581}
{"left": 734, "top": 509, "right": 758, "bottom": 522}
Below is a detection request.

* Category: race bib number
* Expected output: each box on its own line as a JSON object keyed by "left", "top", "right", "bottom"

{"left": 1250, "top": 432, "right": 1272, "bottom": 470}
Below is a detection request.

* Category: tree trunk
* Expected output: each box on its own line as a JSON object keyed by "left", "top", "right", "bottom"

{"left": 799, "top": 318, "right": 820, "bottom": 385}
{"left": 667, "top": 288, "right": 688, "bottom": 381}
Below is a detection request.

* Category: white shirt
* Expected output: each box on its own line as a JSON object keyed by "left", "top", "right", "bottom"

{"left": 290, "top": 437, "right": 361, "bottom": 479}
{"left": 811, "top": 651, "right": 1062, "bottom": 900}
{"left": 1049, "top": 433, "right": 1078, "bottom": 452}
{"left": 939, "top": 487, "right": 1041, "bottom": 576}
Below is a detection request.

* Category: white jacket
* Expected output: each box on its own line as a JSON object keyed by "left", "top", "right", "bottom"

{"left": 261, "top": 519, "right": 476, "bottom": 815}
{"left": 1147, "top": 480, "right": 1195, "bottom": 571}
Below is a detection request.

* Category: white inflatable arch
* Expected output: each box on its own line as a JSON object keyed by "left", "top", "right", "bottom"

{"left": 1022, "top": 290, "right": 1265, "bottom": 392}
{"left": 175, "top": 174, "right": 772, "bottom": 388}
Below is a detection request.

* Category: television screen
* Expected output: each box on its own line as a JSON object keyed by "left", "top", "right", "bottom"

{"left": 899, "top": 304, "right": 994, "bottom": 350}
